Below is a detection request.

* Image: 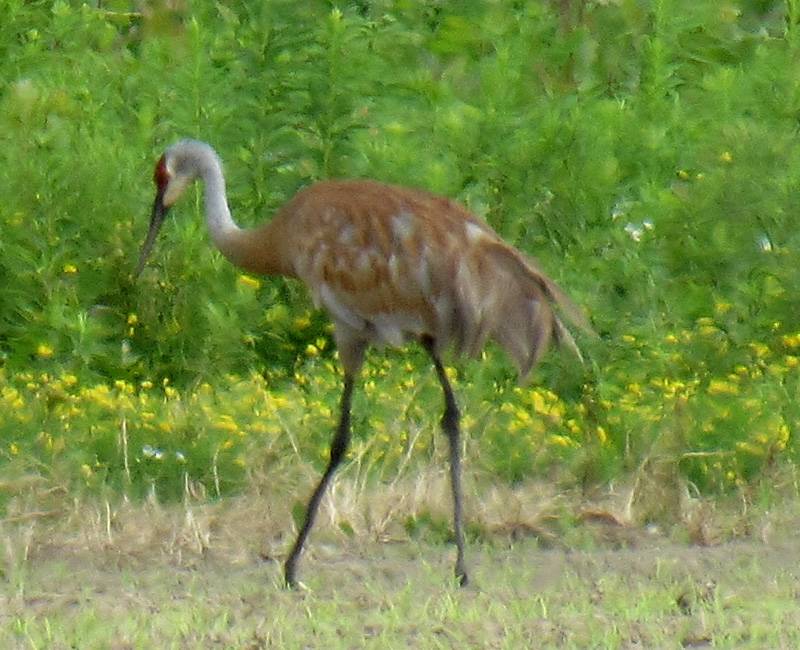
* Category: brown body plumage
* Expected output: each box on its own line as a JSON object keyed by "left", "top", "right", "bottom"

{"left": 218, "top": 178, "right": 586, "bottom": 375}
{"left": 136, "top": 139, "right": 591, "bottom": 588}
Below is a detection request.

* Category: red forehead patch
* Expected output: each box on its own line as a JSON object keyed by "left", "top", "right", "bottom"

{"left": 153, "top": 155, "right": 169, "bottom": 190}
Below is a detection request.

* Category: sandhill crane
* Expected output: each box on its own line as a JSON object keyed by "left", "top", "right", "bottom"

{"left": 136, "top": 139, "right": 592, "bottom": 588}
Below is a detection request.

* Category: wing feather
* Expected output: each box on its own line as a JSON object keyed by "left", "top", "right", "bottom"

{"left": 277, "top": 179, "right": 591, "bottom": 376}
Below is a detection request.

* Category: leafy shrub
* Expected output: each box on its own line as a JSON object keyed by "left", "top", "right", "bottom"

{"left": 1, "top": 0, "right": 798, "bottom": 504}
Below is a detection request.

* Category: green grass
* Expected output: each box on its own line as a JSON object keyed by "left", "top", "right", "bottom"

{"left": 3, "top": 534, "right": 800, "bottom": 648}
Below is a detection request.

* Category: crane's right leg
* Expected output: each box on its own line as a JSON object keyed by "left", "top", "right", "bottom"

{"left": 421, "top": 336, "right": 469, "bottom": 587}
{"left": 284, "top": 374, "right": 354, "bottom": 588}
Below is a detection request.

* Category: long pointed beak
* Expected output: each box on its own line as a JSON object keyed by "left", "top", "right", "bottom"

{"left": 135, "top": 191, "right": 168, "bottom": 277}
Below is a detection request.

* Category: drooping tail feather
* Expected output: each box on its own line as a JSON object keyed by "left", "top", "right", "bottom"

{"left": 457, "top": 241, "right": 592, "bottom": 379}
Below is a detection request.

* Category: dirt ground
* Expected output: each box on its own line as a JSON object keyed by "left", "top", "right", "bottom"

{"left": 2, "top": 475, "right": 800, "bottom": 647}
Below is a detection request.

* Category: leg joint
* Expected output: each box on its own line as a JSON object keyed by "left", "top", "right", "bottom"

{"left": 441, "top": 401, "right": 460, "bottom": 435}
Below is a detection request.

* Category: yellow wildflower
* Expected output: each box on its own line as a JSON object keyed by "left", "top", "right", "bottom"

{"left": 707, "top": 379, "right": 738, "bottom": 395}
{"left": 294, "top": 315, "right": 311, "bottom": 330}
{"left": 548, "top": 434, "right": 578, "bottom": 448}
{"left": 36, "top": 344, "right": 54, "bottom": 359}
{"left": 237, "top": 274, "right": 261, "bottom": 290}
{"left": 531, "top": 391, "right": 547, "bottom": 414}
{"left": 749, "top": 342, "right": 770, "bottom": 359}
{"left": 776, "top": 424, "right": 790, "bottom": 450}
{"left": 3, "top": 387, "right": 24, "bottom": 409}
{"left": 83, "top": 384, "right": 115, "bottom": 409}
{"left": 719, "top": 151, "right": 733, "bottom": 163}
{"left": 268, "top": 394, "right": 290, "bottom": 410}
{"left": 214, "top": 416, "right": 239, "bottom": 433}
{"left": 735, "top": 441, "right": 763, "bottom": 456}
{"left": 514, "top": 408, "right": 532, "bottom": 425}
{"left": 782, "top": 333, "right": 800, "bottom": 349}
{"left": 62, "top": 263, "right": 77, "bottom": 274}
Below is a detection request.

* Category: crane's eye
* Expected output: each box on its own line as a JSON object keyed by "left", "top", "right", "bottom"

{"left": 153, "top": 155, "right": 170, "bottom": 191}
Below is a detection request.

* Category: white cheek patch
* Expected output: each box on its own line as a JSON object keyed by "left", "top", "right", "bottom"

{"left": 163, "top": 175, "right": 190, "bottom": 207}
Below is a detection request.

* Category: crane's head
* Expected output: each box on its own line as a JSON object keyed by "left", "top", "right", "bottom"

{"left": 135, "top": 140, "right": 205, "bottom": 276}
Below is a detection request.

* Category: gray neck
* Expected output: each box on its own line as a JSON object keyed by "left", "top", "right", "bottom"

{"left": 172, "top": 139, "right": 242, "bottom": 250}
{"left": 170, "top": 139, "right": 278, "bottom": 273}
{"left": 200, "top": 155, "right": 240, "bottom": 250}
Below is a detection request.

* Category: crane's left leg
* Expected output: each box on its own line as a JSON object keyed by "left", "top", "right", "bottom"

{"left": 422, "top": 337, "right": 468, "bottom": 587}
{"left": 284, "top": 373, "right": 355, "bottom": 588}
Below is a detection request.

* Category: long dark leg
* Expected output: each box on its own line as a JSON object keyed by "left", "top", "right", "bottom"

{"left": 284, "top": 374, "right": 355, "bottom": 588}
{"left": 422, "top": 337, "right": 468, "bottom": 586}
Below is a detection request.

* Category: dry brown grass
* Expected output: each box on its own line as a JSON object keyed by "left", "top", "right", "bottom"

{"left": 4, "top": 460, "right": 800, "bottom": 649}
{"left": 3, "top": 453, "right": 798, "bottom": 578}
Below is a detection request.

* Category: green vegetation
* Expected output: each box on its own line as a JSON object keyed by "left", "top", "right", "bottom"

{"left": 3, "top": 534, "right": 800, "bottom": 648}
{"left": 3, "top": 3, "right": 800, "bottom": 644}
{"left": 2, "top": 0, "right": 800, "bottom": 518}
